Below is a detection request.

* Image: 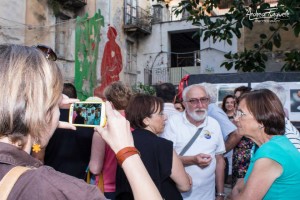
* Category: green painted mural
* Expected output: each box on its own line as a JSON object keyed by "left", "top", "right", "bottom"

{"left": 75, "top": 10, "right": 104, "bottom": 100}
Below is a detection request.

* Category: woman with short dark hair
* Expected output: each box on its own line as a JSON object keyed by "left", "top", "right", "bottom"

{"left": 116, "top": 94, "right": 191, "bottom": 200}
{"left": 232, "top": 89, "right": 300, "bottom": 199}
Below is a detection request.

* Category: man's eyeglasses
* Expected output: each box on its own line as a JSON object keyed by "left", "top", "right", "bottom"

{"left": 33, "top": 44, "right": 57, "bottom": 61}
{"left": 186, "top": 98, "right": 209, "bottom": 106}
{"left": 235, "top": 110, "right": 246, "bottom": 118}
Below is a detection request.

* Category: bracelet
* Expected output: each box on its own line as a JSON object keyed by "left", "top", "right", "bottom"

{"left": 216, "top": 193, "right": 226, "bottom": 197}
{"left": 116, "top": 147, "right": 140, "bottom": 166}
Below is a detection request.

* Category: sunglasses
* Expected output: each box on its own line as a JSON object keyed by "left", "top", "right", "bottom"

{"left": 33, "top": 44, "right": 57, "bottom": 61}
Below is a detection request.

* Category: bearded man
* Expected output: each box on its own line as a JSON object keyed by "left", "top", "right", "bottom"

{"left": 160, "top": 84, "right": 225, "bottom": 200}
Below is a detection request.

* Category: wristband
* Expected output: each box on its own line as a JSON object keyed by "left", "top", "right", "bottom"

{"left": 116, "top": 147, "right": 140, "bottom": 166}
{"left": 216, "top": 193, "right": 226, "bottom": 197}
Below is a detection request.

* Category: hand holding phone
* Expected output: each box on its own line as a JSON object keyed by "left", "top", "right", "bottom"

{"left": 94, "top": 101, "right": 134, "bottom": 153}
{"left": 69, "top": 102, "right": 106, "bottom": 127}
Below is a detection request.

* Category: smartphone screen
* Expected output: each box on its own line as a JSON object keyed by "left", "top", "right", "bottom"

{"left": 69, "top": 102, "right": 106, "bottom": 127}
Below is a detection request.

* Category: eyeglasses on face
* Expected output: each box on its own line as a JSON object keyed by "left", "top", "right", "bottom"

{"left": 151, "top": 111, "right": 165, "bottom": 118}
{"left": 33, "top": 44, "right": 57, "bottom": 61}
{"left": 235, "top": 110, "right": 246, "bottom": 118}
{"left": 186, "top": 97, "right": 209, "bottom": 106}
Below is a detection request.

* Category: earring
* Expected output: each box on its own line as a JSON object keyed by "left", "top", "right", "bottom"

{"left": 32, "top": 138, "right": 41, "bottom": 153}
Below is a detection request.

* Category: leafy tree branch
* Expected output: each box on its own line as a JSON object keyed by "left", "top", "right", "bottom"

{"left": 174, "top": 0, "right": 300, "bottom": 71}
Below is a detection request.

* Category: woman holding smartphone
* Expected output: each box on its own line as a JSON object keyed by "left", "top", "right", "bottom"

{"left": 0, "top": 44, "right": 162, "bottom": 200}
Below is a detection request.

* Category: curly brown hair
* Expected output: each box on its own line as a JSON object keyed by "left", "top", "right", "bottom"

{"left": 104, "top": 81, "right": 133, "bottom": 110}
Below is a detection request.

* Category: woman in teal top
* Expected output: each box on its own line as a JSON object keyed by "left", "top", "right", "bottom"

{"left": 93, "top": 110, "right": 101, "bottom": 125}
{"left": 231, "top": 89, "right": 300, "bottom": 200}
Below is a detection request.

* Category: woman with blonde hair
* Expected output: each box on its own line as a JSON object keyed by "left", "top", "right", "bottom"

{"left": 0, "top": 44, "right": 162, "bottom": 200}
{"left": 0, "top": 44, "right": 103, "bottom": 199}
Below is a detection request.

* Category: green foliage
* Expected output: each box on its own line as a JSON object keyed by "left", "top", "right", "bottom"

{"left": 132, "top": 82, "right": 156, "bottom": 95}
{"left": 175, "top": 0, "right": 300, "bottom": 71}
{"left": 221, "top": 50, "right": 268, "bottom": 72}
{"left": 281, "top": 50, "right": 300, "bottom": 71}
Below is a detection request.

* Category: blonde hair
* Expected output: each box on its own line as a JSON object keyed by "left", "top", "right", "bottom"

{"left": 104, "top": 81, "right": 132, "bottom": 110}
{"left": 0, "top": 44, "right": 63, "bottom": 146}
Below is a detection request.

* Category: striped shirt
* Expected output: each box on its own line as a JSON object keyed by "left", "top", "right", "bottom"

{"left": 285, "top": 118, "right": 300, "bottom": 152}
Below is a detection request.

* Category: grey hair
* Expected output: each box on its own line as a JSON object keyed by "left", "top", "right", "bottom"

{"left": 252, "top": 81, "right": 286, "bottom": 105}
{"left": 182, "top": 84, "right": 208, "bottom": 101}
{"left": 198, "top": 83, "right": 218, "bottom": 103}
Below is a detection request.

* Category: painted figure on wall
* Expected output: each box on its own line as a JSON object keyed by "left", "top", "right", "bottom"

{"left": 94, "top": 26, "right": 123, "bottom": 98}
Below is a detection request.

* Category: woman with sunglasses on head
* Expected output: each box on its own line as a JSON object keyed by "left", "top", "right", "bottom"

{"left": 0, "top": 44, "right": 162, "bottom": 200}
{"left": 231, "top": 89, "right": 300, "bottom": 200}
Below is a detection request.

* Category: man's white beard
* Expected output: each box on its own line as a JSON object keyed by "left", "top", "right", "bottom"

{"left": 188, "top": 109, "right": 207, "bottom": 121}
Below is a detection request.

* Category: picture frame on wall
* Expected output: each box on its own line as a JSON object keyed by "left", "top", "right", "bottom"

{"left": 214, "top": 83, "right": 248, "bottom": 107}
{"left": 251, "top": 82, "right": 300, "bottom": 122}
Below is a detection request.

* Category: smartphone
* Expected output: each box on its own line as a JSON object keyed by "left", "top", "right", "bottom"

{"left": 69, "top": 102, "right": 106, "bottom": 127}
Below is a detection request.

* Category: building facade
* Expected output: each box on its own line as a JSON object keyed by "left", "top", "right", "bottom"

{"left": 0, "top": 0, "right": 298, "bottom": 93}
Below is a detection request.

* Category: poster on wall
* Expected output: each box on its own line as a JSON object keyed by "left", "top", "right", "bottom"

{"left": 251, "top": 82, "right": 300, "bottom": 122}
{"left": 214, "top": 83, "right": 248, "bottom": 107}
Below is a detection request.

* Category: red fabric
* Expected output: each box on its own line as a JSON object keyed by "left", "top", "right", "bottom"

{"left": 94, "top": 26, "right": 123, "bottom": 98}
{"left": 177, "top": 74, "right": 190, "bottom": 100}
{"left": 100, "top": 111, "right": 133, "bottom": 192}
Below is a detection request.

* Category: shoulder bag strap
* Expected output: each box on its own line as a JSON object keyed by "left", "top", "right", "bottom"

{"left": 179, "top": 128, "right": 203, "bottom": 156}
{"left": 0, "top": 166, "right": 30, "bottom": 200}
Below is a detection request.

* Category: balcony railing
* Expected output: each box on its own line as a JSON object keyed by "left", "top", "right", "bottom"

{"left": 124, "top": 5, "right": 152, "bottom": 34}
{"left": 150, "top": 66, "right": 201, "bottom": 85}
{"left": 168, "top": 66, "right": 201, "bottom": 85}
{"left": 175, "top": 51, "right": 201, "bottom": 67}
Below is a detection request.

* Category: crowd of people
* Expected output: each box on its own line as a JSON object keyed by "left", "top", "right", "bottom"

{"left": 73, "top": 104, "right": 102, "bottom": 126}
{"left": 0, "top": 44, "right": 300, "bottom": 200}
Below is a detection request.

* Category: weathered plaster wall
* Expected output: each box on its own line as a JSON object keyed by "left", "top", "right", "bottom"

{"left": 0, "top": 0, "right": 26, "bottom": 43}
{"left": 94, "top": 0, "right": 155, "bottom": 88}
{"left": 200, "top": 29, "right": 238, "bottom": 74}
{"left": 25, "top": 0, "right": 56, "bottom": 46}
{"left": 94, "top": 0, "right": 128, "bottom": 87}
